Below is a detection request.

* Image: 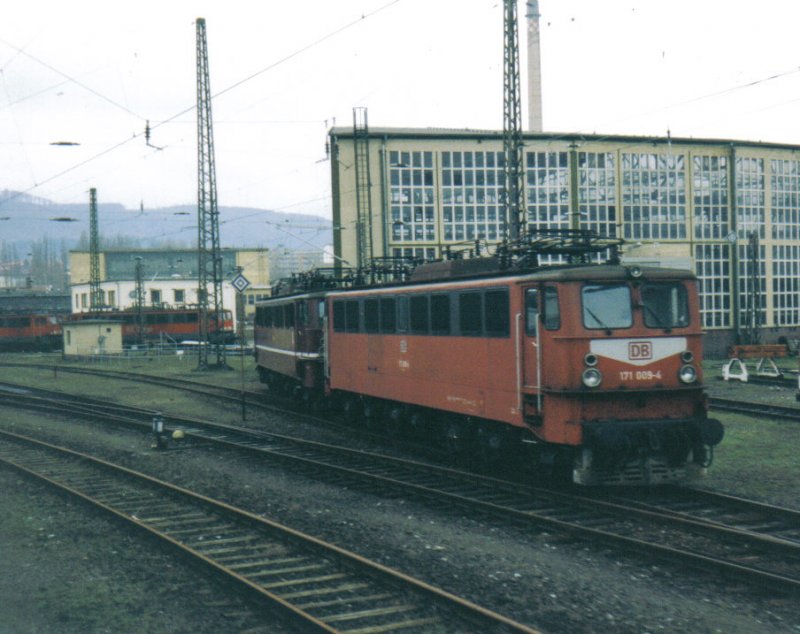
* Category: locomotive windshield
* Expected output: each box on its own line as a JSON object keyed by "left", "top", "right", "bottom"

{"left": 582, "top": 284, "right": 633, "bottom": 329}
{"left": 641, "top": 282, "right": 689, "bottom": 328}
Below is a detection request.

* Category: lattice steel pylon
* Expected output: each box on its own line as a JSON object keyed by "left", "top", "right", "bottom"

{"left": 196, "top": 17, "right": 225, "bottom": 368}
{"left": 88, "top": 187, "right": 103, "bottom": 311}
{"left": 503, "top": 0, "right": 526, "bottom": 242}
{"left": 353, "top": 107, "right": 374, "bottom": 270}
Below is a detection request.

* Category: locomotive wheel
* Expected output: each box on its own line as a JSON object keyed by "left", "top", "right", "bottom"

{"left": 340, "top": 395, "right": 361, "bottom": 423}
{"left": 442, "top": 418, "right": 473, "bottom": 463}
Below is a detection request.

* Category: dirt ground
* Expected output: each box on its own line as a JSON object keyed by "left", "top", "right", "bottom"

{"left": 0, "top": 360, "right": 799, "bottom": 633}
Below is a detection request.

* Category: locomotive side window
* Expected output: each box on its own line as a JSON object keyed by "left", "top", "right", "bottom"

{"left": 543, "top": 287, "right": 561, "bottom": 330}
{"left": 525, "top": 289, "right": 539, "bottom": 336}
{"left": 297, "top": 301, "right": 309, "bottom": 326}
{"left": 332, "top": 301, "right": 346, "bottom": 331}
{"left": 430, "top": 294, "right": 451, "bottom": 335}
{"left": 284, "top": 304, "right": 295, "bottom": 328}
{"left": 410, "top": 295, "right": 429, "bottom": 334}
{"left": 396, "top": 296, "right": 409, "bottom": 332}
{"left": 641, "top": 283, "right": 689, "bottom": 328}
{"left": 380, "top": 298, "right": 396, "bottom": 333}
{"left": 345, "top": 300, "right": 360, "bottom": 332}
{"left": 484, "top": 289, "right": 509, "bottom": 337}
{"left": 582, "top": 284, "right": 633, "bottom": 329}
{"left": 459, "top": 292, "right": 483, "bottom": 336}
{"left": 364, "top": 298, "right": 379, "bottom": 333}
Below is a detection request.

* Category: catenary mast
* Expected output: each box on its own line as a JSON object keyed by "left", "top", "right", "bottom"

{"left": 196, "top": 17, "right": 225, "bottom": 369}
{"left": 503, "top": 0, "right": 526, "bottom": 242}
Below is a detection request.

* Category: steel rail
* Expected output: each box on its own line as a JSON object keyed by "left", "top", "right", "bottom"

{"left": 0, "top": 428, "right": 539, "bottom": 634}
{"left": 2, "top": 389, "right": 800, "bottom": 595}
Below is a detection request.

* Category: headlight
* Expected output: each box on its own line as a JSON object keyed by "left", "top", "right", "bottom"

{"left": 584, "top": 353, "right": 598, "bottom": 367}
{"left": 679, "top": 365, "right": 697, "bottom": 384}
{"left": 680, "top": 350, "right": 694, "bottom": 364}
{"left": 582, "top": 368, "right": 602, "bottom": 388}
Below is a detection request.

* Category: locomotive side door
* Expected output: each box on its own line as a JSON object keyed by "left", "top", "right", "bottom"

{"left": 521, "top": 287, "right": 541, "bottom": 395}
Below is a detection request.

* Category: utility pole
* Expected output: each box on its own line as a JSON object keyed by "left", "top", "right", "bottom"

{"left": 89, "top": 188, "right": 103, "bottom": 311}
{"left": 353, "top": 107, "right": 373, "bottom": 271}
{"left": 503, "top": 0, "right": 526, "bottom": 242}
{"left": 196, "top": 17, "right": 226, "bottom": 369}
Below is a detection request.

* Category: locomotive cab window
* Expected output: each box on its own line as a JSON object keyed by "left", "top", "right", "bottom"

{"left": 641, "top": 283, "right": 689, "bottom": 328}
{"left": 525, "top": 289, "right": 539, "bottom": 336}
{"left": 582, "top": 284, "right": 633, "bottom": 330}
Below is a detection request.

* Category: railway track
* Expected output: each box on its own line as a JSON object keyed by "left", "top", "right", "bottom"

{"left": 708, "top": 396, "right": 800, "bottom": 421}
{"left": 2, "top": 385, "right": 800, "bottom": 596}
{"left": 9, "top": 361, "right": 800, "bottom": 424}
{"left": 0, "top": 427, "right": 537, "bottom": 634}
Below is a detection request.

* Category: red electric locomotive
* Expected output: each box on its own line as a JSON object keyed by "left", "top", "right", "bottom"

{"left": 0, "top": 311, "right": 64, "bottom": 351}
{"left": 255, "top": 235, "right": 723, "bottom": 485}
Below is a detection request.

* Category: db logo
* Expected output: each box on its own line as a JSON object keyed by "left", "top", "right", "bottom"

{"left": 628, "top": 341, "right": 653, "bottom": 360}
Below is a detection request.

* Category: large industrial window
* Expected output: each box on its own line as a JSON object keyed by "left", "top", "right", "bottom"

{"left": 459, "top": 292, "right": 483, "bottom": 336}
{"left": 622, "top": 153, "right": 686, "bottom": 240}
{"left": 771, "top": 159, "right": 800, "bottom": 241}
{"left": 484, "top": 289, "right": 509, "bottom": 337}
{"left": 380, "top": 298, "right": 396, "bottom": 333}
{"left": 389, "top": 151, "right": 435, "bottom": 244}
{"left": 430, "top": 294, "right": 450, "bottom": 335}
{"left": 693, "top": 155, "right": 729, "bottom": 240}
{"left": 364, "top": 299, "right": 379, "bottom": 333}
{"left": 736, "top": 157, "right": 765, "bottom": 240}
{"left": 578, "top": 152, "right": 617, "bottom": 241}
{"left": 410, "top": 295, "right": 429, "bottom": 334}
{"left": 441, "top": 151, "right": 505, "bottom": 242}
{"left": 526, "top": 151, "right": 569, "bottom": 239}
{"left": 391, "top": 246, "right": 437, "bottom": 262}
{"left": 773, "top": 244, "right": 800, "bottom": 326}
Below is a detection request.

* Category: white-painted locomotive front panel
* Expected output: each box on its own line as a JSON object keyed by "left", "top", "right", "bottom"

{"left": 590, "top": 337, "right": 687, "bottom": 366}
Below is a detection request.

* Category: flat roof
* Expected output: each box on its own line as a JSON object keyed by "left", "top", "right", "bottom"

{"left": 329, "top": 126, "right": 800, "bottom": 152}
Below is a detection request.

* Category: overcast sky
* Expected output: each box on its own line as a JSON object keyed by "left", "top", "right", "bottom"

{"left": 2, "top": 0, "right": 800, "bottom": 232}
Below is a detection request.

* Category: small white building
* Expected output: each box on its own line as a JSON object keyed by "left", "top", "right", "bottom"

{"left": 62, "top": 319, "right": 123, "bottom": 357}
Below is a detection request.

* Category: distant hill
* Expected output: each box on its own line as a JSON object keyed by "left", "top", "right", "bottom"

{"left": 0, "top": 191, "right": 333, "bottom": 253}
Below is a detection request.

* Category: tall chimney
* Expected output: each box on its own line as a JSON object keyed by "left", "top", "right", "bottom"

{"left": 526, "top": 0, "right": 543, "bottom": 132}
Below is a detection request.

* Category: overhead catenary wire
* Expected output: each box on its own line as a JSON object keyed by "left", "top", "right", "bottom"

{"left": 0, "top": 0, "right": 404, "bottom": 211}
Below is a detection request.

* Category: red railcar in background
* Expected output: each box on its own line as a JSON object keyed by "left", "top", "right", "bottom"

{"left": 69, "top": 307, "right": 235, "bottom": 345}
{"left": 0, "top": 311, "right": 63, "bottom": 350}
